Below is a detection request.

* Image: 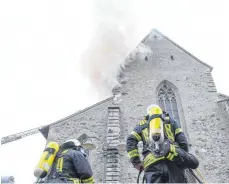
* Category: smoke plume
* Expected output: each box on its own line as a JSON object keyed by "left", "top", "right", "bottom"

{"left": 80, "top": 1, "right": 151, "bottom": 99}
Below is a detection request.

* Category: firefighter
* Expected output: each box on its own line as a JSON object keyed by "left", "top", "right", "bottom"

{"left": 126, "top": 104, "right": 199, "bottom": 183}
{"left": 46, "top": 139, "right": 94, "bottom": 184}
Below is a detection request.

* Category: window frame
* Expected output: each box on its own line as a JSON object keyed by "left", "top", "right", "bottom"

{"left": 157, "top": 83, "right": 181, "bottom": 124}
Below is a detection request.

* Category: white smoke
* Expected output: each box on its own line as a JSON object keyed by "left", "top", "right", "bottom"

{"left": 80, "top": 0, "right": 151, "bottom": 99}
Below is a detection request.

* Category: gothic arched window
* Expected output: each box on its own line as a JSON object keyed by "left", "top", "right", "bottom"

{"left": 158, "top": 83, "right": 180, "bottom": 124}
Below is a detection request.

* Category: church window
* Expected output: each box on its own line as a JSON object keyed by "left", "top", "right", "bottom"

{"left": 158, "top": 84, "right": 180, "bottom": 124}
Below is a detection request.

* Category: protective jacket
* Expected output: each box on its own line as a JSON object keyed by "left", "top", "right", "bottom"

{"left": 126, "top": 114, "right": 199, "bottom": 171}
{"left": 46, "top": 142, "right": 94, "bottom": 184}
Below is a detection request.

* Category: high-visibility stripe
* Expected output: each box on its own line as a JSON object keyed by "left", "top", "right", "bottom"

{"left": 170, "top": 154, "right": 175, "bottom": 161}
{"left": 166, "top": 145, "right": 178, "bottom": 161}
{"left": 69, "top": 178, "right": 80, "bottom": 184}
{"left": 142, "top": 128, "right": 149, "bottom": 143}
{"left": 131, "top": 131, "right": 142, "bottom": 141}
{"left": 170, "top": 144, "right": 177, "bottom": 155}
{"left": 56, "top": 151, "right": 66, "bottom": 173}
{"left": 82, "top": 176, "right": 94, "bottom": 183}
{"left": 175, "top": 128, "right": 183, "bottom": 135}
{"left": 139, "top": 119, "right": 147, "bottom": 125}
{"left": 165, "top": 124, "right": 175, "bottom": 142}
{"left": 170, "top": 144, "right": 175, "bottom": 153}
{"left": 62, "top": 150, "right": 68, "bottom": 154}
{"left": 56, "top": 158, "right": 60, "bottom": 170}
{"left": 59, "top": 157, "right": 63, "bottom": 172}
{"left": 130, "top": 153, "right": 140, "bottom": 158}
{"left": 127, "top": 149, "right": 139, "bottom": 159}
{"left": 167, "top": 153, "right": 173, "bottom": 160}
{"left": 56, "top": 157, "right": 63, "bottom": 172}
{"left": 143, "top": 153, "right": 165, "bottom": 169}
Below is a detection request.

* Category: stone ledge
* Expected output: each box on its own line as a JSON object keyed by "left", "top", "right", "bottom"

{"left": 106, "top": 172, "right": 120, "bottom": 176}
{"left": 107, "top": 158, "right": 120, "bottom": 163}
{"left": 106, "top": 176, "right": 120, "bottom": 181}
{"left": 106, "top": 168, "right": 121, "bottom": 172}
{"left": 106, "top": 163, "right": 120, "bottom": 168}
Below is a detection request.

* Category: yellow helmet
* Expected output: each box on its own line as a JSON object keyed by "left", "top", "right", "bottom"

{"left": 147, "top": 104, "right": 162, "bottom": 116}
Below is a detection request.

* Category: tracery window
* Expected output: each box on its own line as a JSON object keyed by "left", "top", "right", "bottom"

{"left": 158, "top": 84, "right": 180, "bottom": 124}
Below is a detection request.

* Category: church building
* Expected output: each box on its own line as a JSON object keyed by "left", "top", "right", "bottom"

{"left": 40, "top": 29, "right": 229, "bottom": 183}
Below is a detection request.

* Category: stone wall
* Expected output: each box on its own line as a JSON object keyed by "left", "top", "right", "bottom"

{"left": 47, "top": 98, "right": 114, "bottom": 183}
{"left": 115, "top": 31, "right": 229, "bottom": 182}
{"left": 219, "top": 99, "right": 229, "bottom": 117}
{"left": 47, "top": 30, "right": 229, "bottom": 183}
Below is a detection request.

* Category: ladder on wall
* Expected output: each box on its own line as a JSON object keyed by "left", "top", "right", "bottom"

{"left": 106, "top": 107, "right": 121, "bottom": 183}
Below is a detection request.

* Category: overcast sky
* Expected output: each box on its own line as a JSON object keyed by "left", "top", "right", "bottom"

{"left": 0, "top": 0, "right": 228, "bottom": 183}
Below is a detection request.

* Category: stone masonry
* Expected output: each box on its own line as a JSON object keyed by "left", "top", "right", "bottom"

{"left": 45, "top": 29, "right": 229, "bottom": 183}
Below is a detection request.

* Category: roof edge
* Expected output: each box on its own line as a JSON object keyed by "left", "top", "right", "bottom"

{"left": 152, "top": 29, "right": 213, "bottom": 72}
{"left": 1, "top": 97, "right": 114, "bottom": 141}
{"left": 218, "top": 98, "right": 229, "bottom": 103}
{"left": 39, "top": 126, "right": 49, "bottom": 139}
{"left": 218, "top": 93, "right": 229, "bottom": 98}
{"left": 217, "top": 93, "right": 229, "bottom": 103}
{"left": 49, "top": 96, "right": 113, "bottom": 127}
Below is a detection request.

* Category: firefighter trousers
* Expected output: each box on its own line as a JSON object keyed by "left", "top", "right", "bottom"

{"left": 144, "top": 160, "right": 187, "bottom": 183}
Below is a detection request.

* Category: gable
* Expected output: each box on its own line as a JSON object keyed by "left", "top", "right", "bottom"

{"left": 37, "top": 29, "right": 216, "bottom": 132}
{"left": 145, "top": 29, "right": 213, "bottom": 71}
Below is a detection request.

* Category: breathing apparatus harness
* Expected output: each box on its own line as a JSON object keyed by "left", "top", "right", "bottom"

{"left": 50, "top": 144, "right": 86, "bottom": 179}
{"left": 145, "top": 113, "right": 172, "bottom": 158}
{"left": 137, "top": 113, "right": 205, "bottom": 184}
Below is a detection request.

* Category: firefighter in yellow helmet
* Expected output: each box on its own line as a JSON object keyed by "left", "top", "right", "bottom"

{"left": 126, "top": 104, "right": 199, "bottom": 183}
{"left": 46, "top": 139, "right": 94, "bottom": 184}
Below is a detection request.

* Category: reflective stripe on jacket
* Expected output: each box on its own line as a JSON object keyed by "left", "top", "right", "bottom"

{"left": 126, "top": 115, "right": 189, "bottom": 169}
{"left": 48, "top": 142, "right": 94, "bottom": 183}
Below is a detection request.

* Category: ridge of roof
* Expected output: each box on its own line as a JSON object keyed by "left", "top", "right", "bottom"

{"left": 152, "top": 29, "right": 213, "bottom": 71}
{"left": 48, "top": 96, "right": 113, "bottom": 127}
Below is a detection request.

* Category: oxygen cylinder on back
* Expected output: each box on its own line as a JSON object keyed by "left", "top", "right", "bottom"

{"left": 34, "top": 141, "right": 59, "bottom": 178}
{"left": 148, "top": 106, "right": 164, "bottom": 153}
{"left": 149, "top": 117, "right": 164, "bottom": 143}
